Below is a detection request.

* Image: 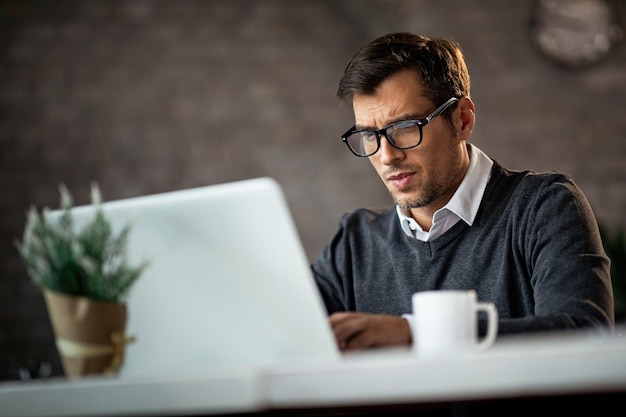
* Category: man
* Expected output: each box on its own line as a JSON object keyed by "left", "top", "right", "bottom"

{"left": 312, "top": 32, "right": 614, "bottom": 351}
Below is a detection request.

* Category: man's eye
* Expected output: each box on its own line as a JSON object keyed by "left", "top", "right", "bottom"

{"left": 360, "top": 131, "right": 377, "bottom": 142}
{"left": 394, "top": 121, "right": 419, "bottom": 132}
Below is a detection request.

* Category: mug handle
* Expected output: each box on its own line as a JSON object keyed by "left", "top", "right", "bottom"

{"left": 475, "top": 302, "right": 498, "bottom": 352}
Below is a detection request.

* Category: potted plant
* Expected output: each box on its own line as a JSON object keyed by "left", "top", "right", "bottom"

{"left": 15, "top": 183, "right": 147, "bottom": 378}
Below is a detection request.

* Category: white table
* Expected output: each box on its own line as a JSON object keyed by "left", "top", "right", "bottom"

{"left": 0, "top": 366, "right": 264, "bottom": 417}
{"left": 268, "top": 330, "right": 626, "bottom": 411}
{"left": 2, "top": 329, "right": 625, "bottom": 417}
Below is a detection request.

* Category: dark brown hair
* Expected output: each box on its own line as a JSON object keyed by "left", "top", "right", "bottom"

{"left": 337, "top": 32, "right": 470, "bottom": 113}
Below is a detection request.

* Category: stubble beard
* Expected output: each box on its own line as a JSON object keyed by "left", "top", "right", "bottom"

{"left": 389, "top": 141, "right": 464, "bottom": 211}
{"left": 391, "top": 184, "right": 439, "bottom": 210}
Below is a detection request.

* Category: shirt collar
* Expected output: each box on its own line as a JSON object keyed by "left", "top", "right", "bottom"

{"left": 444, "top": 143, "right": 493, "bottom": 226}
{"left": 397, "top": 143, "right": 493, "bottom": 236}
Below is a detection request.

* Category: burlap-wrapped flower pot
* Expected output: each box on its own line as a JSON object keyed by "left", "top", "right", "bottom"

{"left": 43, "top": 289, "right": 133, "bottom": 378}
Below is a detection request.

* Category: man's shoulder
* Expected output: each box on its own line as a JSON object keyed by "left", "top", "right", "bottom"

{"left": 341, "top": 206, "right": 397, "bottom": 227}
{"left": 492, "top": 162, "right": 575, "bottom": 190}
{"left": 487, "top": 163, "right": 584, "bottom": 214}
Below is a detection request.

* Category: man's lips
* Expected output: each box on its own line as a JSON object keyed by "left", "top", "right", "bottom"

{"left": 387, "top": 172, "right": 415, "bottom": 189}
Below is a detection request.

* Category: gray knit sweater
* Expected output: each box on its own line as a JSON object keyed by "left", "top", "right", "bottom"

{"left": 311, "top": 161, "right": 614, "bottom": 335}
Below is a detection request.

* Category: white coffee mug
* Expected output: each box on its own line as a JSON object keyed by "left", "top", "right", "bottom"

{"left": 411, "top": 290, "right": 498, "bottom": 358}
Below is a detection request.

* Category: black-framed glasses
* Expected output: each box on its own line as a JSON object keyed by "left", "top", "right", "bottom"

{"left": 340, "top": 97, "right": 460, "bottom": 157}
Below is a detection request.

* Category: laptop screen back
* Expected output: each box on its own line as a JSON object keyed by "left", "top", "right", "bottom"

{"left": 46, "top": 177, "right": 340, "bottom": 378}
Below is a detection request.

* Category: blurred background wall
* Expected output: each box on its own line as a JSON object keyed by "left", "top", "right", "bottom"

{"left": 1, "top": 0, "right": 625, "bottom": 379}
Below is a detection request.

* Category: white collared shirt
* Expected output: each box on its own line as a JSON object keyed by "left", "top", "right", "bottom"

{"left": 397, "top": 143, "right": 493, "bottom": 242}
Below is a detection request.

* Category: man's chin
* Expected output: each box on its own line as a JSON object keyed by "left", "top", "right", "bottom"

{"left": 390, "top": 190, "right": 427, "bottom": 210}
{"left": 391, "top": 193, "right": 416, "bottom": 210}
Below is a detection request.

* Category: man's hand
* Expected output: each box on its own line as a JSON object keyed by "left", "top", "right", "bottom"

{"left": 329, "top": 312, "right": 412, "bottom": 351}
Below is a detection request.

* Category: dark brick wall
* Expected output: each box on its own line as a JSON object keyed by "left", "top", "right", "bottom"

{"left": 1, "top": 0, "right": 625, "bottom": 379}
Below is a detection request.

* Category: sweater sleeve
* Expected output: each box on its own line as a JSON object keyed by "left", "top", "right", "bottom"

{"left": 494, "top": 173, "right": 614, "bottom": 335}
{"left": 311, "top": 212, "right": 354, "bottom": 314}
{"left": 310, "top": 207, "right": 399, "bottom": 315}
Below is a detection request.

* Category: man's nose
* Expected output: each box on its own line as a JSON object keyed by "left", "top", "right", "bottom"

{"left": 376, "top": 134, "right": 404, "bottom": 164}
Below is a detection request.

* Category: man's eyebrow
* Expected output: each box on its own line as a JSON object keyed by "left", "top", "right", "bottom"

{"left": 355, "top": 112, "right": 425, "bottom": 131}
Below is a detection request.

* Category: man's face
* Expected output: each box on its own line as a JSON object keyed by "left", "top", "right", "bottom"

{"left": 352, "top": 69, "right": 472, "bottom": 218}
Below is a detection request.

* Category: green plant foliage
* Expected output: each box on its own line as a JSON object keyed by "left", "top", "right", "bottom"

{"left": 15, "top": 183, "right": 148, "bottom": 303}
{"left": 599, "top": 224, "right": 626, "bottom": 323}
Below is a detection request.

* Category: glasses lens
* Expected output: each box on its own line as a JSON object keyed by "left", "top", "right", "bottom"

{"left": 346, "top": 131, "right": 378, "bottom": 156}
{"left": 387, "top": 121, "right": 422, "bottom": 149}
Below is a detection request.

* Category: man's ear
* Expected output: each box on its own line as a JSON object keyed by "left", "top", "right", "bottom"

{"left": 456, "top": 96, "right": 475, "bottom": 139}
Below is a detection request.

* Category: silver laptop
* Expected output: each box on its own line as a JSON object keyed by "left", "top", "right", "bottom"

{"left": 48, "top": 177, "right": 342, "bottom": 379}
